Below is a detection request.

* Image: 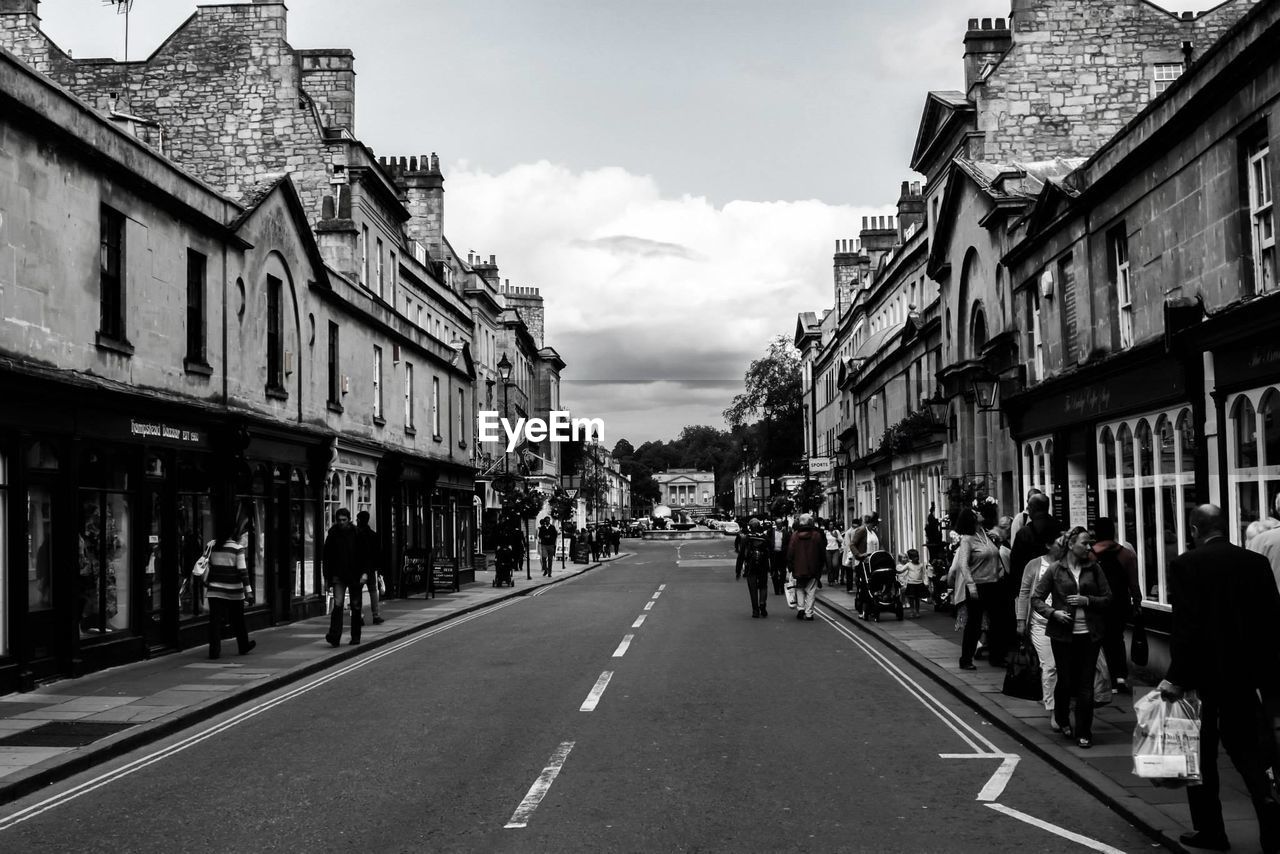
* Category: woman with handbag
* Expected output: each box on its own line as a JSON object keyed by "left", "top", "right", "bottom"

{"left": 1016, "top": 527, "right": 1064, "bottom": 729}
{"left": 1031, "top": 526, "right": 1113, "bottom": 749}
{"left": 951, "top": 509, "right": 1004, "bottom": 669}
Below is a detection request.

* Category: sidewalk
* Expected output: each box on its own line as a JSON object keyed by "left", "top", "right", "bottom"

{"left": 815, "top": 585, "right": 1265, "bottom": 854}
{"left": 0, "top": 554, "right": 624, "bottom": 807}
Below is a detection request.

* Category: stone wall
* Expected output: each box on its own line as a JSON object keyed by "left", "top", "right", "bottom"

{"left": 0, "top": 2, "right": 331, "bottom": 219}
{"left": 977, "top": 0, "right": 1253, "bottom": 162}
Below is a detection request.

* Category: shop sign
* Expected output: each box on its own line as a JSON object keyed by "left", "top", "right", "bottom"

{"left": 1021, "top": 363, "right": 1185, "bottom": 435}
{"left": 432, "top": 560, "right": 459, "bottom": 593}
{"left": 335, "top": 449, "right": 378, "bottom": 473}
{"left": 127, "top": 418, "right": 206, "bottom": 447}
{"left": 401, "top": 549, "right": 430, "bottom": 597}
{"left": 1214, "top": 340, "right": 1280, "bottom": 389}
{"left": 808, "top": 457, "right": 833, "bottom": 473}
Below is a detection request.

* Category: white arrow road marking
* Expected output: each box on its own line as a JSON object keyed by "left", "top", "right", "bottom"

{"left": 504, "top": 741, "right": 575, "bottom": 829}
{"left": 939, "top": 753, "right": 1021, "bottom": 801}
{"left": 612, "top": 635, "right": 634, "bottom": 658}
{"left": 986, "top": 803, "right": 1128, "bottom": 853}
{"left": 632, "top": 615, "right": 647, "bottom": 628}
{"left": 579, "top": 671, "right": 613, "bottom": 712}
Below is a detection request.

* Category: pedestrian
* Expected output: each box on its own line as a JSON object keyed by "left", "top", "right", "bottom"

{"left": 737, "top": 519, "right": 772, "bottom": 618}
{"left": 1246, "top": 493, "right": 1280, "bottom": 592}
{"left": 323, "top": 507, "right": 363, "bottom": 647}
{"left": 1009, "top": 492, "right": 1060, "bottom": 590}
{"left": 1091, "top": 517, "right": 1140, "bottom": 694}
{"left": 494, "top": 514, "right": 522, "bottom": 585}
{"left": 769, "top": 518, "right": 790, "bottom": 596}
{"left": 846, "top": 513, "right": 879, "bottom": 596}
{"left": 953, "top": 507, "right": 1010, "bottom": 668}
{"left": 1031, "top": 525, "right": 1111, "bottom": 749}
{"left": 824, "top": 520, "right": 842, "bottom": 584}
{"left": 537, "top": 517, "right": 558, "bottom": 576}
{"left": 787, "top": 513, "right": 825, "bottom": 621}
{"left": 206, "top": 506, "right": 255, "bottom": 660}
{"left": 899, "top": 549, "right": 931, "bottom": 618}
{"left": 947, "top": 532, "right": 978, "bottom": 668}
{"left": 1016, "top": 522, "right": 1063, "bottom": 730}
{"left": 1159, "top": 504, "right": 1280, "bottom": 853}
{"left": 1009, "top": 488, "right": 1045, "bottom": 543}
{"left": 354, "top": 510, "right": 384, "bottom": 626}
{"left": 590, "top": 525, "right": 602, "bottom": 562}
{"left": 609, "top": 523, "right": 621, "bottom": 557}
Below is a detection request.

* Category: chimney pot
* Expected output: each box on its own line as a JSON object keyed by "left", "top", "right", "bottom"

{"left": 995, "top": 17, "right": 1006, "bottom": 29}
{"left": 861, "top": 216, "right": 868, "bottom": 229}
{"left": 981, "top": 17, "right": 992, "bottom": 29}
{"left": 968, "top": 17, "right": 979, "bottom": 29}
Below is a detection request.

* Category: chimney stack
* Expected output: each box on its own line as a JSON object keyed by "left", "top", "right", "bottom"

{"left": 963, "top": 15, "right": 1011, "bottom": 94}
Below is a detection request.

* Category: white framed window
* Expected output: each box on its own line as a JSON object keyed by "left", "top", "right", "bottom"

{"left": 1110, "top": 228, "right": 1133, "bottom": 350}
{"left": 389, "top": 250, "right": 398, "bottom": 295}
{"left": 432, "top": 376, "right": 441, "bottom": 437}
{"left": 1020, "top": 435, "right": 1055, "bottom": 510}
{"left": 458, "top": 388, "right": 466, "bottom": 445}
{"left": 404, "top": 361, "right": 415, "bottom": 429}
{"left": 360, "top": 224, "right": 369, "bottom": 286}
{"left": 1097, "top": 406, "right": 1196, "bottom": 608}
{"left": 376, "top": 238, "right": 385, "bottom": 300}
{"left": 1225, "top": 385, "right": 1280, "bottom": 547}
{"left": 1248, "top": 138, "right": 1275, "bottom": 294}
{"left": 1152, "top": 62, "right": 1183, "bottom": 96}
{"left": 372, "top": 346, "right": 383, "bottom": 420}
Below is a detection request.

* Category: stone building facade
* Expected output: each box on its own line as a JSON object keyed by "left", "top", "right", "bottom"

{"left": 999, "top": 0, "right": 1280, "bottom": 653}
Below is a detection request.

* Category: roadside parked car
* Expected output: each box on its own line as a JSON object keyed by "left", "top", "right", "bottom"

{"left": 721, "top": 521, "right": 740, "bottom": 535}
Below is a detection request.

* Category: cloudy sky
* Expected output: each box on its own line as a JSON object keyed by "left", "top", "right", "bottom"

{"left": 40, "top": 0, "right": 1219, "bottom": 445}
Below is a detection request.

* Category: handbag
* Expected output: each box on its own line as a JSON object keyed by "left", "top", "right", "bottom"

{"left": 376, "top": 572, "right": 386, "bottom": 597}
{"left": 190, "top": 540, "right": 214, "bottom": 580}
{"left": 1094, "top": 648, "right": 1113, "bottom": 707}
{"left": 1130, "top": 614, "right": 1149, "bottom": 666}
{"left": 1002, "top": 632, "right": 1043, "bottom": 701}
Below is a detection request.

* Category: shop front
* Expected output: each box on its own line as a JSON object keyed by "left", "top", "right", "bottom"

{"left": 1006, "top": 341, "right": 1197, "bottom": 633}
{"left": 0, "top": 392, "right": 235, "bottom": 692}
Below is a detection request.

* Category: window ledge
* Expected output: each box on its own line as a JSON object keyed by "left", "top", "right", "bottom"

{"left": 372, "top": 415, "right": 386, "bottom": 428}
{"left": 405, "top": 426, "right": 417, "bottom": 437}
{"left": 432, "top": 434, "right": 444, "bottom": 443}
{"left": 327, "top": 400, "right": 344, "bottom": 414}
{"left": 265, "top": 384, "right": 289, "bottom": 401}
{"left": 95, "top": 333, "right": 134, "bottom": 357}
{"left": 458, "top": 440, "right": 467, "bottom": 450}
{"left": 183, "top": 357, "right": 213, "bottom": 377}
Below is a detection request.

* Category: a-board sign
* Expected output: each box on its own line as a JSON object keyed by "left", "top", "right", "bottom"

{"left": 402, "top": 549, "right": 431, "bottom": 598}
{"left": 432, "top": 560, "right": 458, "bottom": 593}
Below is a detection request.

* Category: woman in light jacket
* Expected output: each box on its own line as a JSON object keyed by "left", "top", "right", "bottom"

{"left": 1016, "top": 530, "right": 1064, "bottom": 730}
{"left": 951, "top": 508, "right": 1003, "bottom": 670}
{"left": 1031, "top": 526, "right": 1112, "bottom": 749}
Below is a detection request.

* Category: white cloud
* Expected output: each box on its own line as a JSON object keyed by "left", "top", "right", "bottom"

{"left": 446, "top": 160, "right": 889, "bottom": 443}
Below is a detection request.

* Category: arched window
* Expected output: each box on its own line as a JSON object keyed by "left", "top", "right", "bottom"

{"left": 970, "top": 304, "right": 989, "bottom": 354}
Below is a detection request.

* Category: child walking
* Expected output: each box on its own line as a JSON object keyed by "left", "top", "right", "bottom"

{"left": 899, "top": 549, "right": 932, "bottom": 618}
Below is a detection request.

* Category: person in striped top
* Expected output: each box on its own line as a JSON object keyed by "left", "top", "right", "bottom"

{"left": 207, "top": 509, "right": 256, "bottom": 660}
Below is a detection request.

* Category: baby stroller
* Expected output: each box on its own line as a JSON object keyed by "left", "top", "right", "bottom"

{"left": 494, "top": 543, "right": 517, "bottom": 587}
{"left": 857, "top": 550, "right": 904, "bottom": 622}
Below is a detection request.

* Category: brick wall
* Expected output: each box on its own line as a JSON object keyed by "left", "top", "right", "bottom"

{"left": 977, "top": 0, "right": 1252, "bottom": 162}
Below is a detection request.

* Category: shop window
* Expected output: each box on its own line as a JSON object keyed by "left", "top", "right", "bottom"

{"left": 345, "top": 473, "right": 355, "bottom": 514}
{"left": 291, "top": 470, "right": 317, "bottom": 598}
{"left": 78, "top": 448, "right": 133, "bottom": 638}
{"left": 325, "top": 472, "right": 341, "bottom": 530}
{"left": 1020, "top": 436, "right": 1054, "bottom": 508}
{"left": 177, "top": 460, "right": 212, "bottom": 620}
{"left": 98, "top": 205, "right": 128, "bottom": 348}
{"left": 0, "top": 451, "right": 7, "bottom": 656}
{"left": 1098, "top": 406, "right": 1194, "bottom": 607}
{"left": 186, "top": 249, "right": 208, "bottom": 369}
{"left": 1227, "top": 386, "right": 1280, "bottom": 546}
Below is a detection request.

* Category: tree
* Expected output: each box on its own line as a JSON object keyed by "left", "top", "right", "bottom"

{"left": 612, "top": 438, "right": 635, "bottom": 460}
{"left": 725, "top": 335, "right": 804, "bottom": 479}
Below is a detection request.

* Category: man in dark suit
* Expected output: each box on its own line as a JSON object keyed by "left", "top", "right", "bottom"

{"left": 1159, "top": 504, "right": 1280, "bottom": 853}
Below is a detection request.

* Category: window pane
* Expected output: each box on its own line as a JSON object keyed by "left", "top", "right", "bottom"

{"left": 1236, "top": 397, "right": 1258, "bottom": 468}
{"left": 1101, "top": 427, "right": 1116, "bottom": 481}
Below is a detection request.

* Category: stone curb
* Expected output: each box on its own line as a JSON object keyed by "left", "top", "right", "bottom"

{"left": 815, "top": 590, "right": 1189, "bottom": 854}
{"left": 0, "top": 559, "right": 611, "bottom": 808}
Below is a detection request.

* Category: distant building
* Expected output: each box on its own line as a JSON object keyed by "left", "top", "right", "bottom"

{"left": 653, "top": 470, "right": 716, "bottom": 514}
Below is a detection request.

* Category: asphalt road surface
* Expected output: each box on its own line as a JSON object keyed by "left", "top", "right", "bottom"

{"left": 0, "top": 536, "right": 1158, "bottom": 853}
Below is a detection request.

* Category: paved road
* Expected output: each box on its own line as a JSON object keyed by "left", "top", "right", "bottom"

{"left": 0, "top": 537, "right": 1157, "bottom": 853}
